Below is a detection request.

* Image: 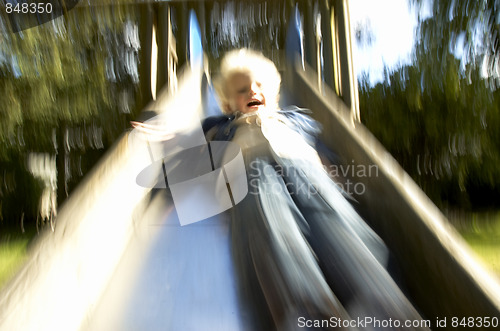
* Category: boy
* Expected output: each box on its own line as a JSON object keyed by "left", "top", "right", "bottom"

{"left": 206, "top": 49, "right": 427, "bottom": 330}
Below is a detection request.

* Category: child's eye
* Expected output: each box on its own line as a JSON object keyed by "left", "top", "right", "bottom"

{"left": 237, "top": 88, "right": 248, "bottom": 94}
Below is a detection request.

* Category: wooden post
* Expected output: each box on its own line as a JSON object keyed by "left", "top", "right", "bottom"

{"left": 137, "top": 2, "right": 154, "bottom": 109}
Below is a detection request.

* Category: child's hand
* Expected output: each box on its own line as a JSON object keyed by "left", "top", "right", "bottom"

{"left": 130, "top": 121, "right": 175, "bottom": 142}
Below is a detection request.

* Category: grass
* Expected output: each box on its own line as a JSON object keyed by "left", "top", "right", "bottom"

{"left": 0, "top": 212, "right": 499, "bottom": 290}
{"left": 449, "top": 211, "right": 500, "bottom": 276}
{"left": 461, "top": 234, "right": 500, "bottom": 274}
{"left": 0, "top": 228, "right": 35, "bottom": 289}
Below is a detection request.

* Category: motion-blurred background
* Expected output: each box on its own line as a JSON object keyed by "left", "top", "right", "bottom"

{"left": 0, "top": 0, "right": 499, "bottom": 292}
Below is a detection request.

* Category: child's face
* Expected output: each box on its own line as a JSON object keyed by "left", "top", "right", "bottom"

{"left": 226, "top": 72, "right": 275, "bottom": 114}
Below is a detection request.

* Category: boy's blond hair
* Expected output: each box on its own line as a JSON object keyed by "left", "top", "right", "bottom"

{"left": 214, "top": 49, "right": 281, "bottom": 114}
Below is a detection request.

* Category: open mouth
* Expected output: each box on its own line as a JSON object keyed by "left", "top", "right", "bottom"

{"left": 247, "top": 100, "right": 263, "bottom": 107}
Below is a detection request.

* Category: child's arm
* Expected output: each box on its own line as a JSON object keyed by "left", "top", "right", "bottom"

{"left": 202, "top": 115, "right": 235, "bottom": 141}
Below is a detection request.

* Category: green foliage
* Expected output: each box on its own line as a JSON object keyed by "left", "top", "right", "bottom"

{"left": 360, "top": 1, "right": 500, "bottom": 209}
{"left": 413, "top": 0, "right": 500, "bottom": 78}
{"left": 0, "top": 4, "right": 142, "bottom": 226}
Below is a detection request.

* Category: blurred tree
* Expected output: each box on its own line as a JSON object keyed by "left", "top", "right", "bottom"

{"left": 360, "top": 0, "right": 500, "bottom": 210}
{"left": 413, "top": 0, "right": 500, "bottom": 80}
{"left": 354, "top": 18, "right": 375, "bottom": 48}
{"left": 0, "top": 2, "right": 142, "bottom": 230}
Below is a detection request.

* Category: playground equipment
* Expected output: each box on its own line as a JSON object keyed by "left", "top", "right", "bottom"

{"left": 1, "top": 2, "right": 499, "bottom": 330}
